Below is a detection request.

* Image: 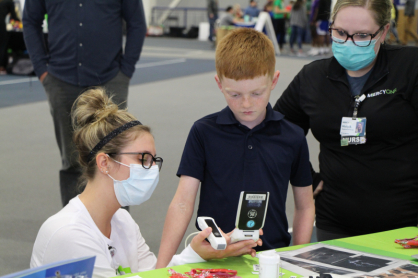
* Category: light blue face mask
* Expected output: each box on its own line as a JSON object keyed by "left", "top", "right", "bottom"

{"left": 107, "top": 157, "right": 159, "bottom": 207}
{"left": 332, "top": 37, "right": 380, "bottom": 71}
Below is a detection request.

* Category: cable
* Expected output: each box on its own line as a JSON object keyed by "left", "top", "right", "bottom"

{"left": 185, "top": 232, "right": 200, "bottom": 249}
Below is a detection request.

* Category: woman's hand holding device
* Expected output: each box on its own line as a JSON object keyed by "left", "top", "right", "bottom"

{"left": 190, "top": 226, "right": 262, "bottom": 260}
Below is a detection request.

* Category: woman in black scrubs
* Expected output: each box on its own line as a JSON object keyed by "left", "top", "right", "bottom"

{"left": 274, "top": 0, "right": 418, "bottom": 241}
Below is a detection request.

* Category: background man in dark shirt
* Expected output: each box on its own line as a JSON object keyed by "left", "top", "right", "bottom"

{"left": 23, "top": 0, "right": 147, "bottom": 206}
{"left": 244, "top": 0, "right": 260, "bottom": 18}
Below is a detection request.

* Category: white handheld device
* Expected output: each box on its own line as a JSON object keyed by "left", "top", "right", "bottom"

{"left": 197, "top": 217, "right": 227, "bottom": 250}
{"left": 230, "top": 191, "right": 269, "bottom": 243}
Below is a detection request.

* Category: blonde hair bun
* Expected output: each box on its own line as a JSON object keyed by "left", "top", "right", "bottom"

{"left": 72, "top": 87, "right": 120, "bottom": 129}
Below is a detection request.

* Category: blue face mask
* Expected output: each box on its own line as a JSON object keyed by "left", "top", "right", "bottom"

{"left": 332, "top": 37, "right": 380, "bottom": 71}
{"left": 107, "top": 157, "right": 159, "bottom": 207}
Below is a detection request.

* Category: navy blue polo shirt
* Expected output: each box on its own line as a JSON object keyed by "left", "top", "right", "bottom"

{"left": 177, "top": 103, "right": 312, "bottom": 250}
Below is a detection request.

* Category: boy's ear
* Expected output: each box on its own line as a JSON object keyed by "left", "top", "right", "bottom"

{"left": 214, "top": 74, "right": 223, "bottom": 90}
{"left": 270, "top": 70, "right": 281, "bottom": 90}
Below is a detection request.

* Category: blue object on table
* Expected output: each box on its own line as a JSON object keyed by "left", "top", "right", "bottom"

{"left": 0, "top": 256, "right": 95, "bottom": 278}
{"left": 233, "top": 21, "right": 256, "bottom": 28}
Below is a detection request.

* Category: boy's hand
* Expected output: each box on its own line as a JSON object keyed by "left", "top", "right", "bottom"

{"left": 190, "top": 228, "right": 263, "bottom": 260}
{"left": 313, "top": 181, "right": 324, "bottom": 198}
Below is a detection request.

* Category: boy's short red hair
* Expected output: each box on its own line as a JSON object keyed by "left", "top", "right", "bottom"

{"left": 216, "top": 28, "right": 276, "bottom": 81}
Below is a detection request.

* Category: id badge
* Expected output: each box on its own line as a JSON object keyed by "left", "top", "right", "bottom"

{"left": 340, "top": 117, "right": 367, "bottom": 146}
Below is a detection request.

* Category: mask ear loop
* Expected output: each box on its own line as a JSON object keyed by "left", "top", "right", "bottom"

{"left": 106, "top": 154, "right": 131, "bottom": 168}
{"left": 107, "top": 173, "right": 117, "bottom": 182}
{"left": 105, "top": 154, "right": 130, "bottom": 182}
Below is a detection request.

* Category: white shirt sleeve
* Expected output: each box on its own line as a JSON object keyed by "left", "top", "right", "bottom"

{"left": 167, "top": 245, "right": 206, "bottom": 267}
{"left": 135, "top": 223, "right": 157, "bottom": 272}
{"left": 32, "top": 224, "right": 116, "bottom": 278}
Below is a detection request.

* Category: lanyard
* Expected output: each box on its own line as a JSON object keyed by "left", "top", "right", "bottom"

{"left": 352, "top": 94, "right": 366, "bottom": 119}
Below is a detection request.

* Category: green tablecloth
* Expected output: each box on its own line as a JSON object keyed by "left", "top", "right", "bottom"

{"left": 119, "top": 227, "right": 418, "bottom": 278}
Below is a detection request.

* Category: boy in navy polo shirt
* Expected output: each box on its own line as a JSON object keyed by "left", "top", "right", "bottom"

{"left": 157, "top": 28, "right": 314, "bottom": 267}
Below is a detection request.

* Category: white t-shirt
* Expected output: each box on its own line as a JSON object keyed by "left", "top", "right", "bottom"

{"left": 31, "top": 196, "right": 205, "bottom": 277}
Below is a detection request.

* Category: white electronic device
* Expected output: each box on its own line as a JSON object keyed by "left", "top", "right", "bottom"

{"left": 230, "top": 191, "right": 269, "bottom": 243}
{"left": 197, "top": 217, "right": 227, "bottom": 250}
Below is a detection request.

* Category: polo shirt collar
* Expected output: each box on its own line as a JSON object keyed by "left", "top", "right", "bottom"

{"left": 216, "top": 103, "right": 284, "bottom": 126}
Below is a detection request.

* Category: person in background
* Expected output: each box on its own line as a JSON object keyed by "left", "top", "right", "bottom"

{"left": 307, "top": 0, "right": 321, "bottom": 55}
{"left": 315, "top": 0, "right": 331, "bottom": 55}
{"left": 264, "top": 1, "right": 275, "bottom": 28}
{"left": 233, "top": 3, "right": 245, "bottom": 19}
{"left": 31, "top": 88, "right": 260, "bottom": 278}
{"left": 286, "top": 0, "right": 295, "bottom": 12}
{"left": 220, "top": 6, "right": 240, "bottom": 26}
{"left": 274, "top": 0, "right": 418, "bottom": 241}
{"left": 388, "top": 0, "right": 400, "bottom": 44}
{"left": 23, "top": 0, "right": 147, "bottom": 207}
{"left": 289, "top": 0, "right": 308, "bottom": 56}
{"left": 264, "top": 0, "right": 274, "bottom": 8}
{"left": 402, "top": 0, "right": 418, "bottom": 44}
{"left": 273, "top": 0, "right": 289, "bottom": 51}
{"left": 244, "top": 0, "right": 261, "bottom": 19}
{"left": 0, "top": 0, "right": 19, "bottom": 75}
{"left": 207, "top": 0, "right": 219, "bottom": 42}
{"left": 264, "top": 0, "right": 274, "bottom": 16}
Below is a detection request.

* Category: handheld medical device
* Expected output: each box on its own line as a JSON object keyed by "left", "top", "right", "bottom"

{"left": 197, "top": 216, "right": 227, "bottom": 250}
{"left": 230, "top": 191, "right": 269, "bottom": 243}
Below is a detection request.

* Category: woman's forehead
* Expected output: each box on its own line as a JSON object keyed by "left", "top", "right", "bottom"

{"left": 121, "top": 132, "right": 156, "bottom": 153}
{"left": 334, "top": 6, "right": 379, "bottom": 31}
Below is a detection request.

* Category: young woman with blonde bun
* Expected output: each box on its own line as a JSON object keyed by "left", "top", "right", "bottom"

{"left": 30, "top": 88, "right": 261, "bottom": 277}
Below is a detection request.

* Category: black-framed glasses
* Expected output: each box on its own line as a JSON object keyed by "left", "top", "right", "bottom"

{"left": 107, "top": 152, "right": 163, "bottom": 171}
{"left": 329, "top": 25, "right": 384, "bottom": 47}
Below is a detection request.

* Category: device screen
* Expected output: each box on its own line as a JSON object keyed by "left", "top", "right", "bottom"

{"left": 237, "top": 192, "right": 269, "bottom": 230}
{"left": 205, "top": 219, "right": 222, "bottom": 237}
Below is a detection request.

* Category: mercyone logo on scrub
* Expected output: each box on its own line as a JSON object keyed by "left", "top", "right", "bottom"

{"left": 367, "top": 88, "right": 397, "bottom": 98}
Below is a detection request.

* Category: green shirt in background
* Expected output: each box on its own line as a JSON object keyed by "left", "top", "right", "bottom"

{"left": 274, "top": 0, "right": 284, "bottom": 19}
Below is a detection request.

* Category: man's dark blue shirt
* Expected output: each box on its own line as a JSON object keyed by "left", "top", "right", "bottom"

{"left": 23, "top": 0, "right": 146, "bottom": 86}
{"left": 244, "top": 5, "right": 260, "bottom": 18}
{"left": 177, "top": 104, "right": 312, "bottom": 250}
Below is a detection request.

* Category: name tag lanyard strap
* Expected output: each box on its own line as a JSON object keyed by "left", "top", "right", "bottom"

{"left": 352, "top": 94, "right": 366, "bottom": 119}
